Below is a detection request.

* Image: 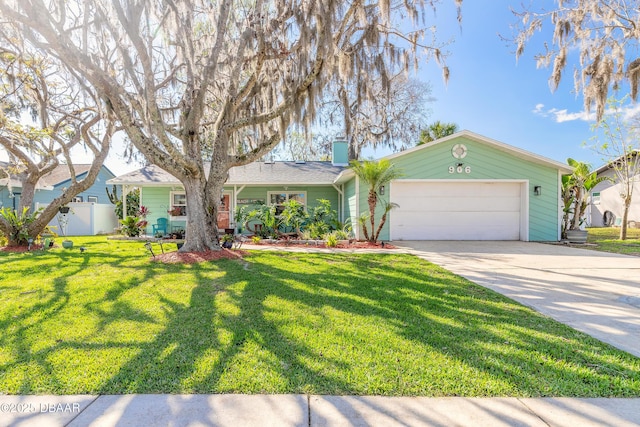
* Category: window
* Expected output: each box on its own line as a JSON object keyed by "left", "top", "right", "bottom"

{"left": 592, "top": 192, "right": 601, "bottom": 205}
{"left": 88, "top": 196, "right": 98, "bottom": 203}
{"left": 268, "top": 191, "right": 306, "bottom": 215}
{"left": 169, "top": 191, "right": 187, "bottom": 216}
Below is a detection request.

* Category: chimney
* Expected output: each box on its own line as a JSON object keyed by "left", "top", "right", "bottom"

{"left": 332, "top": 138, "right": 349, "bottom": 166}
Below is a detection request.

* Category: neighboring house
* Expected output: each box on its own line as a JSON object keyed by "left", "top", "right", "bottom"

{"left": 589, "top": 154, "right": 640, "bottom": 228}
{"left": 108, "top": 130, "right": 573, "bottom": 241}
{"left": 0, "top": 164, "right": 119, "bottom": 235}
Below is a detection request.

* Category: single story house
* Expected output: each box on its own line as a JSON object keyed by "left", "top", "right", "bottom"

{"left": 589, "top": 152, "right": 640, "bottom": 228}
{"left": 0, "top": 164, "right": 119, "bottom": 235}
{"left": 107, "top": 130, "right": 573, "bottom": 241}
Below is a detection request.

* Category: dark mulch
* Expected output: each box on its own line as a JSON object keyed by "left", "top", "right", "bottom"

{"left": 152, "top": 248, "right": 249, "bottom": 264}
{"left": 0, "top": 244, "right": 50, "bottom": 252}
{"left": 336, "top": 241, "right": 397, "bottom": 249}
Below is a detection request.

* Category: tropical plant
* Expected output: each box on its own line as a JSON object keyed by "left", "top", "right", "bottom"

{"left": 564, "top": 159, "right": 609, "bottom": 231}
{"left": 244, "top": 205, "right": 279, "bottom": 239}
{"left": 119, "top": 216, "right": 147, "bottom": 237}
{"left": 309, "top": 199, "right": 339, "bottom": 230}
{"left": 350, "top": 159, "right": 404, "bottom": 243}
{"left": 325, "top": 232, "right": 339, "bottom": 248}
{"left": 118, "top": 205, "right": 149, "bottom": 237}
{"left": 106, "top": 186, "right": 141, "bottom": 219}
{"left": 418, "top": 121, "right": 459, "bottom": 145}
{"left": 0, "top": 207, "right": 42, "bottom": 246}
{"left": 279, "top": 199, "right": 309, "bottom": 237}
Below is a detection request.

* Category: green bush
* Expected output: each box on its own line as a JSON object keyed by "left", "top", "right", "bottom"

{"left": 0, "top": 207, "right": 42, "bottom": 245}
{"left": 325, "top": 232, "right": 338, "bottom": 247}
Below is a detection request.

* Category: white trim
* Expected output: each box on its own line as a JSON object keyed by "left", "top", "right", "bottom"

{"left": 267, "top": 190, "right": 308, "bottom": 209}
{"left": 389, "top": 179, "right": 529, "bottom": 241}
{"left": 384, "top": 130, "right": 574, "bottom": 172}
{"left": 558, "top": 169, "right": 563, "bottom": 241}
{"left": 354, "top": 176, "right": 360, "bottom": 240}
{"left": 169, "top": 190, "right": 187, "bottom": 218}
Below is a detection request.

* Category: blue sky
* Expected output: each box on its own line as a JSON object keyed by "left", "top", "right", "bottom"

{"left": 4, "top": 1, "right": 634, "bottom": 176}
{"left": 362, "top": 0, "right": 639, "bottom": 168}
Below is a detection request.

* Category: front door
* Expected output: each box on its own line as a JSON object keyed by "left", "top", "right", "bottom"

{"left": 217, "top": 194, "right": 230, "bottom": 229}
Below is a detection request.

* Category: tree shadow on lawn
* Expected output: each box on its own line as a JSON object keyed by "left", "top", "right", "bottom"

{"left": 0, "top": 243, "right": 167, "bottom": 393}
{"left": 3, "top": 249, "right": 639, "bottom": 396}
{"left": 98, "top": 252, "right": 640, "bottom": 397}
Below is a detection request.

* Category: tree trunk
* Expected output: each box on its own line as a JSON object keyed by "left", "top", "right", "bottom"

{"left": 572, "top": 187, "right": 583, "bottom": 230}
{"left": 620, "top": 196, "right": 632, "bottom": 240}
{"left": 368, "top": 190, "right": 377, "bottom": 243}
{"left": 373, "top": 210, "right": 388, "bottom": 243}
{"left": 180, "top": 177, "right": 220, "bottom": 252}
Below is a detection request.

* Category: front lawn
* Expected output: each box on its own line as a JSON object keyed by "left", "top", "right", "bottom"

{"left": 1, "top": 237, "right": 639, "bottom": 396}
{"left": 587, "top": 227, "right": 640, "bottom": 256}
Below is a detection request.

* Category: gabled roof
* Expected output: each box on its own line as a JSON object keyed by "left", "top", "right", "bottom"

{"left": 0, "top": 163, "right": 114, "bottom": 190}
{"left": 595, "top": 150, "right": 640, "bottom": 174}
{"left": 334, "top": 130, "right": 573, "bottom": 183}
{"left": 107, "top": 162, "right": 346, "bottom": 186}
{"left": 40, "top": 164, "right": 92, "bottom": 187}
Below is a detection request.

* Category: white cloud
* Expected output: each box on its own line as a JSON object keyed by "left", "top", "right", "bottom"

{"left": 532, "top": 104, "right": 545, "bottom": 114}
{"left": 531, "top": 103, "right": 640, "bottom": 123}
{"left": 548, "top": 108, "right": 596, "bottom": 123}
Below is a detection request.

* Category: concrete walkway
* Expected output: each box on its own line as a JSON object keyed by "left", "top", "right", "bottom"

{"left": 395, "top": 241, "right": 640, "bottom": 358}
{"left": 3, "top": 242, "right": 640, "bottom": 426}
{"left": 2, "top": 394, "right": 640, "bottom": 426}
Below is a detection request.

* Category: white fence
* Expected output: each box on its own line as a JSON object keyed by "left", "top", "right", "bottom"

{"left": 36, "top": 202, "right": 118, "bottom": 236}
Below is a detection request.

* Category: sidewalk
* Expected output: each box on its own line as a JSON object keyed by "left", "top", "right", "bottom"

{"left": 2, "top": 394, "right": 640, "bottom": 426}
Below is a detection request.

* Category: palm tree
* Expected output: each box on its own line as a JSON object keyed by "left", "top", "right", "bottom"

{"left": 350, "top": 159, "right": 403, "bottom": 243}
{"left": 418, "top": 121, "right": 459, "bottom": 145}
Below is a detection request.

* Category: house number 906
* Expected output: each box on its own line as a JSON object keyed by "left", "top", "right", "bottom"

{"left": 449, "top": 166, "right": 471, "bottom": 174}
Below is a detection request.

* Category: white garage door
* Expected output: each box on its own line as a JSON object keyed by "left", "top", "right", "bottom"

{"left": 390, "top": 181, "right": 523, "bottom": 241}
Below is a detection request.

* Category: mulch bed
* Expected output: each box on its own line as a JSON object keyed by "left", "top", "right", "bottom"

{"left": 152, "top": 248, "right": 249, "bottom": 264}
{"left": 152, "top": 241, "right": 396, "bottom": 264}
{"left": 0, "top": 244, "right": 50, "bottom": 252}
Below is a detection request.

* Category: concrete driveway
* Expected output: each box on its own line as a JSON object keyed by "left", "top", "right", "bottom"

{"left": 395, "top": 241, "right": 640, "bottom": 358}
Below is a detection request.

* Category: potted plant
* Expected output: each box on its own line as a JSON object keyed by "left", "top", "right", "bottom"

{"left": 220, "top": 233, "right": 234, "bottom": 249}
{"left": 563, "top": 159, "right": 607, "bottom": 243}
{"left": 168, "top": 206, "right": 184, "bottom": 217}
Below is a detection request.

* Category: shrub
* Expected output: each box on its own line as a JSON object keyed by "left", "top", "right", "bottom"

{"left": 325, "top": 232, "right": 338, "bottom": 247}
{"left": 119, "top": 216, "right": 147, "bottom": 237}
{"left": 0, "top": 207, "right": 42, "bottom": 245}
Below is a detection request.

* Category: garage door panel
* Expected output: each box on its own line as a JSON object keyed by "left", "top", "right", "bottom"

{"left": 395, "top": 182, "right": 521, "bottom": 198}
{"left": 396, "top": 197, "right": 520, "bottom": 212}
{"left": 390, "top": 181, "right": 523, "bottom": 241}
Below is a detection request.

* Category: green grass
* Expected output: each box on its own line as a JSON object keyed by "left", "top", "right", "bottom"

{"left": 586, "top": 227, "right": 640, "bottom": 256}
{"left": 1, "top": 236, "right": 639, "bottom": 397}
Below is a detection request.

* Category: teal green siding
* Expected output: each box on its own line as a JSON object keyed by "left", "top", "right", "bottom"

{"left": 140, "top": 187, "right": 179, "bottom": 234}
{"left": 347, "top": 135, "right": 562, "bottom": 242}
{"left": 140, "top": 184, "right": 341, "bottom": 235}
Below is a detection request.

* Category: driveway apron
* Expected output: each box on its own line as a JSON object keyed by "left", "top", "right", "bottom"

{"left": 395, "top": 241, "right": 640, "bottom": 358}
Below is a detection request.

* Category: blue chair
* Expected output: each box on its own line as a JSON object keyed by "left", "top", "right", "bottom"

{"left": 152, "top": 217, "right": 168, "bottom": 236}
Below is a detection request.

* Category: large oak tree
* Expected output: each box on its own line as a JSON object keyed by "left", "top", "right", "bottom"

{"left": 0, "top": 0, "right": 462, "bottom": 251}
{"left": 0, "top": 27, "right": 112, "bottom": 246}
